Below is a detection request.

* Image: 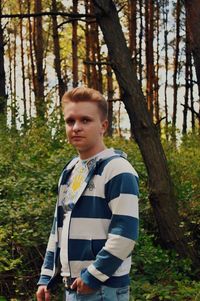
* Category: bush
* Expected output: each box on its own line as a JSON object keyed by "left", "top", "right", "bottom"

{"left": 0, "top": 124, "right": 200, "bottom": 300}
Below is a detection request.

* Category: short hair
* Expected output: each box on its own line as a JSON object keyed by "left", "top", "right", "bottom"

{"left": 61, "top": 87, "right": 108, "bottom": 120}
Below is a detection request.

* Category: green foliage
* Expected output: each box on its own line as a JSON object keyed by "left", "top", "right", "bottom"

{"left": 130, "top": 230, "right": 200, "bottom": 300}
{"left": 0, "top": 124, "right": 200, "bottom": 300}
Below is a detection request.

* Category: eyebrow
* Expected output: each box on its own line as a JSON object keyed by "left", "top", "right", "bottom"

{"left": 64, "top": 115, "right": 93, "bottom": 121}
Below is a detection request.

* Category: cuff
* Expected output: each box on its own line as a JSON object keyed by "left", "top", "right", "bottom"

{"left": 80, "top": 268, "right": 103, "bottom": 289}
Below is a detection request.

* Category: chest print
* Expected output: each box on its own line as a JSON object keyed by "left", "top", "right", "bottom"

{"left": 88, "top": 180, "right": 95, "bottom": 191}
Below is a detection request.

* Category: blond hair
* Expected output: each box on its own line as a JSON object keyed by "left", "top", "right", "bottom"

{"left": 62, "top": 87, "right": 108, "bottom": 120}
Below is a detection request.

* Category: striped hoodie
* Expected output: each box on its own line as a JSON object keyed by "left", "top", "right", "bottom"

{"left": 38, "top": 148, "right": 139, "bottom": 289}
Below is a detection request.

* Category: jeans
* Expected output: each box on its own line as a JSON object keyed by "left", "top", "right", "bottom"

{"left": 65, "top": 285, "right": 129, "bottom": 301}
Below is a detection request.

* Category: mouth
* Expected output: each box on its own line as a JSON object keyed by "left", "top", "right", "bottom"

{"left": 72, "top": 136, "right": 84, "bottom": 140}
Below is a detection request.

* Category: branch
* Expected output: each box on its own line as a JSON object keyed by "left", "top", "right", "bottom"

{"left": 155, "top": 116, "right": 166, "bottom": 126}
{"left": 181, "top": 103, "right": 200, "bottom": 118}
{"left": 83, "top": 60, "right": 111, "bottom": 66}
{"left": 0, "top": 11, "right": 94, "bottom": 19}
{"left": 57, "top": 17, "right": 96, "bottom": 28}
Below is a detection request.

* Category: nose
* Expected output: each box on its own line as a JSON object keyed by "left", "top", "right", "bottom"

{"left": 73, "top": 121, "right": 82, "bottom": 132}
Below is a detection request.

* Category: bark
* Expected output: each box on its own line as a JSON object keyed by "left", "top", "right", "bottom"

{"left": 128, "top": 0, "right": 137, "bottom": 58}
{"left": 33, "top": 0, "right": 45, "bottom": 119}
{"left": 190, "top": 60, "right": 195, "bottom": 131}
{"left": 172, "top": 0, "right": 181, "bottom": 134}
{"left": 163, "top": 0, "right": 169, "bottom": 137}
{"left": 28, "top": 0, "right": 36, "bottom": 107}
{"left": 184, "top": 0, "right": 200, "bottom": 97}
{"left": 84, "top": 0, "right": 92, "bottom": 86}
{"left": 52, "top": 0, "right": 65, "bottom": 101}
{"left": 0, "top": 0, "right": 7, "bottom": 124}
{"left": 90, "top": 1, "right": 99, "bottom": 90}
{"left": 145, "top": 0, "right": 154, "bottom": 120}
{"left": 92, "top": 0, "right": 200, "bottom": 267}
{"left": 72, "top": 0, "right": 79, "bottom": 87}
{"left": 107, "top": 57, "right": 113, "bottom": 136}
{"left": 182, "top": 13, "right": 190, "bottom": 134}
{"left": 96, "top": 25, "right": 103, "bottom": 93}
{"left": 12, "top": 29, "right": 17, "bottom": 129}
{"left": 138, "top": 0, "right": 143, "bottom": 85}
{"left": 18, "top": 0, "right": 27, "bottom": 128}
{"left": 154, "top": 0, "right": 160, "bottom": 131}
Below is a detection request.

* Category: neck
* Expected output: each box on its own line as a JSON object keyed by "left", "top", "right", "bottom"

{"left": 78, "top": 145, "right": 106, "bottom": 160}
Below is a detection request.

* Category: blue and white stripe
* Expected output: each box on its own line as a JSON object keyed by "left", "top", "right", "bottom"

{"left": 38, "top": 149, "right": 139, "bottom": 289}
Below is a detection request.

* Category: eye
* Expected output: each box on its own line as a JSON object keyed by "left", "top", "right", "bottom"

{"left": 82, "top": 118, "right": 91, "bottom": 124}
{"left": 65, "top": 118, "right": 75, "bottom": 126}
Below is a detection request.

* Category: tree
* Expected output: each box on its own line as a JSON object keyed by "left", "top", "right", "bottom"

{"left": 184, "top": 0, "right": 200, "bottom": 97}
{"left": 145, "top": 0, "right": 154, "bottom": 120}
{"left": 92, "top": 0, "right": 200, "bottom": 267}
{"left": 18, "top": 0, "right": 27, "bottom": 128}
{"left": 51, "top": 0, "right": 65, "bottom": 102}
{"left": 72, "top": 0, "right": 79, "bottom": 87}
{"left": 33, "top": 0, "right": 45, "bottom": 119}
{"left": 0, "top": 0, "right": 7, "bottom": 125}
{"left": 172, "top": 0, "right": 181, "bottom": 138}
{"left": 184, "top": 0, "right": 200, "bottom": 129}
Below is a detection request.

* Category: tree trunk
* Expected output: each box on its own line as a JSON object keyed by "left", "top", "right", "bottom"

{"left": 138, "top": 0, "right": 143, "bottom": 85}
{"left": 0, "top": 0, "right": 7, "bottom": 125}
{"left": 184, "top": 0, "right": 200, "bottom": 97}
{"left": 107, "top": 57, "right": 113, "bottom": 136}
{"left": 182, "top": 12, "right": 190, "bottom": 135}
{"left": 190, "top": 59, "right": 195, "bottom": 131}
{"left": 52, "top": 0, "right": 65, "bottom": 102}
{"left": 92, "top": 0, "right": 200, "bottom": 267}
{"left": 33, "top": 0, "right": 45, "bottom": 119}
{"left": 145, "top": 0, "right": 154, "bottom": 120}
{"left": 90, "top": 1, "right": 99, "bottom": 90}
{"left": 28, "top": 0, "right": 36, "bottom": 115}
{"left": 172, "top": 0, "right": 181, "bottom": 137}
{"left": 84, "top": 0, "right": 92, "bottom": 87}
{"left": 72, "top": 0, "right": 79, "bottom": 87}
{"left": 163, "top": 0, "right": 169, "bottom": 138}
{"left": 128, "top": 0, "right": 137, "bottom": 59}
{"left": 18, "top": 0, "right": 27, "bottom": 128}
{"left": 154, "top": 0, "right": 160, "bottom": 131}
{"left": 12, "top": 29, "right": 17, "bottom": 129}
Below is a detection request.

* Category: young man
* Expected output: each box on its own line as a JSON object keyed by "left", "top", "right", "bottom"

{"left": 36, "top": 87, "right": 139, "bottom": 301}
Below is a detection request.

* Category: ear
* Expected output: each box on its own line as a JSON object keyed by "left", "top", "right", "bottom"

{"left": 101, "top": 119, "right": 108, "bottom": 135}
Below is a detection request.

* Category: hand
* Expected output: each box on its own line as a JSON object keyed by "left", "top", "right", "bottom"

{"left": 36, "top": 285, "right": 51, "bottom": 301}
{"left": 71, "top": 277, "right": 96, "bottom": 294}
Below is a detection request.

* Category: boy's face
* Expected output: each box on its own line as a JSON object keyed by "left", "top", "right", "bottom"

{"left": 63, "top": 101, "right": 108, "bottom": 159}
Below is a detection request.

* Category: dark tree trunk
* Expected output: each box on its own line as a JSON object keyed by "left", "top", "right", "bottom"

{"left": 172, "top": 0, "right": 181, "bottom": 138}
{"left": 12, "top": 29, "right": 17, "bottom": 129}
{"left": 154, "top": 0, "right": 160, "bottom": 131}
{"left": 90, "top": 1, "right": 99, "bottom": 90}
{"left": 145, "top": 0, "right": 154, "bottom": 120}
{"left": 28, "top": 0, "right": 36, "bottom": 113}
{"left": 184, "top": 0, "right": 200, "bottom": 98}
{"left": 138, "top": 0, "right": 143, "bottom": 85}
{"left": 52, "top": 0, "right": 65, "bottom": 102}
{"left": 0, "top": 0, "right": 7, "bottom": 125}
{"left": 18, "top": 0, "right": 27, "bottom": 128}
{"left": 190, "top": 59, "right": 195, "bottom": 131}
{"left": 163, "top": 0, "right": 169, "bottom": 138}
{"left": 183, "top": 12, "right": 190, "bottom": 135}
{"left": 107, "top": 57, "right": 113, "bottom": 136}
{"left": 84, "top": 0, "right": 92, "bottom": 87}
{"left": 33, "top": 0, "right": 45, "bottom": 119}
{"left": 92, "top": 0, "right": 200, "bottom": 267}
{"left": 128, "top": 0, "right": 137, "bottom": 58}
{"left": 72, "top": 0, "right": 79, "bottom": 87}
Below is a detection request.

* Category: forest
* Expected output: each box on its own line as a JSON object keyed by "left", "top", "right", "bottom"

{"left": 0, "top": 0, "right": 200, "bottom": 300}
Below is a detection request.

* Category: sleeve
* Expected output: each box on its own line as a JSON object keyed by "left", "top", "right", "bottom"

{"left": 80, "top": 158, "right": 139, "bottom": 289}
{"left": 37, "top": 204, "right": 59, "bottom": 286}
